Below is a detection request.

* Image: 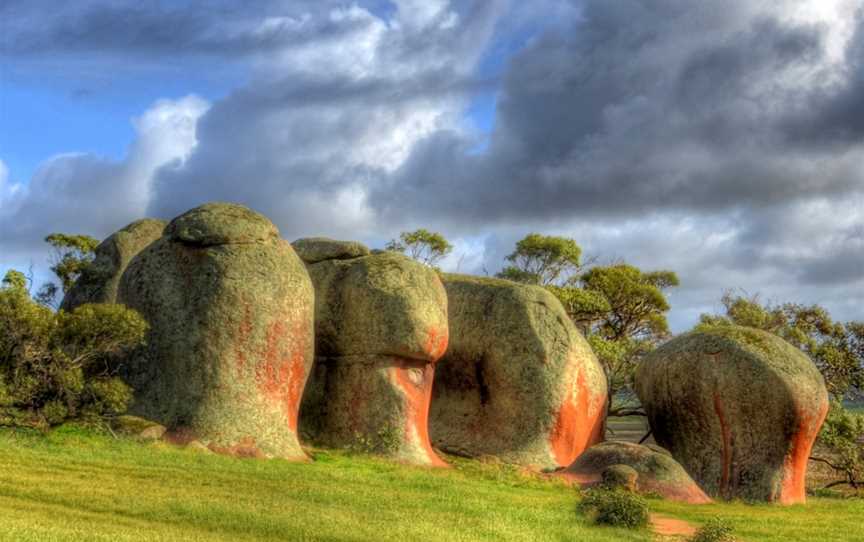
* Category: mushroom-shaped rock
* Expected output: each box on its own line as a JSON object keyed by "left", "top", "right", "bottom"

{"left": 428, "top": 274, "right": 607, "bottom": 470}
{"left": 635, "top": 326, "right": 829, "bottom": 504}
{"left": 292, "top": 237, "right": 371, "bottom": 264}
{"left": 118, "top": 202, "right": 314, "bottom": 460}
{"left": 61, "top": 218, "right": 166, "bottom": 311}
{"left": 562, "top": 441, "right": 712, "bottom": 503}
{"left": 298, "top": 250, "right": 448, "bottom": 466}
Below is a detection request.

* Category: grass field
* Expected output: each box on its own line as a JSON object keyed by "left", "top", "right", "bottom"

{"left": 0, "top": 425, "right": 862, "bottom": 542}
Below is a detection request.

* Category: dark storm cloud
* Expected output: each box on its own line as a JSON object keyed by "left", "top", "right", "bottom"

{"left": 373, "top": 1, "right": 864, "bottom": 226}
{"left": 0, "top": 0, "right": 371, "bottom": 58}
{"left": 1, "top": 0, "right": 862, "bottom": 327}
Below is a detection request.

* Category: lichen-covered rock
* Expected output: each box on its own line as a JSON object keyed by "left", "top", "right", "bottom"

{"left": 635, "top": 326, "right": 829, "bottom": 504}
{"left": 61, "top": 219, "right": 165, "bottom": 311}
{"left": 118, "top": 202, "right": 314, "bottom": 460}
{"left": 112, "top": 414, "right": 167, "bottom": 442}
{"left": 299, "top": 250, "right": 448, "bottom": 466}
{"left": 563, "top": 441, "right": 711, "bottom": 503}
{"left": 428, "top": 274, "right": 607, "bottom": 470}
{"left": 292, "top": 237, "right": 370, "bottom": 264}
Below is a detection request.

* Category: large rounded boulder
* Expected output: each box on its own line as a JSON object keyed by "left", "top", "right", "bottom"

{"left": 429, "top": 274, "right": 607, "bottom": 470}
{"left": 118, "top": 203, "right": 314, "bottom": 460}
{"left": 61, "top": 218, "right": 166, "bottom": 311}
{"left": 297, "top": 240, "right": 448, "bottom": 466}
{"left": 635, "top": 326, "right": 829, "bottom": 504}
{"left": 562, "top": 441, "right": 711, "bottom": 503}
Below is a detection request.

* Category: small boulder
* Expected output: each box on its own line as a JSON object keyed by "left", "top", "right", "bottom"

{"left": 112, "top": 415, "right": 167, "bottom": 442}
{"left": 292, "top": 237, "right": 370, "bottom": 264}
{"left": 563, "top": 441, "right": 711, "bottom": 503}
{"left": 61, "top": 219, "right": 165, "bottom": 311}
{"left": 429, "top": 274, "right": 607, "bottom": 470}
{"left": 635, "top": 326, "right": 829, "bottom": 504}
{"left": 299, "top": 250, "right": 448, "bottom": 466}
{"left": 119, "top": 202, "right": 315, "bottom": 460}
{"left": 184, "top": 440, "right": 215, "bottom": 454}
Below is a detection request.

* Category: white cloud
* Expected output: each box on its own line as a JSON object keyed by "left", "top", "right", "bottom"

{"left": 0, "top": 95, "right": 209, "bottom": 270}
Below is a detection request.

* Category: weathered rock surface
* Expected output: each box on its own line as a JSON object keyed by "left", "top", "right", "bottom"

{"left": 118, "top": 202, "right": 314, "bottom": 460}
{"left": 635, "top": 326, "right": 829, "bottom": 504}
{"left": 112, "top": 415, "right": 167, "bottom": 442}
{"left": 299, "top": 250, "right": 448, "bottom": 466}
{"left": 61, "top": 219, "right": 165, "bottom": 311}
{"left": 562, "top": 441, "right": 712, "bottom": 503}
{"left": 292, "top": 237, "right": 370, "bottom": 264}
{"left": 429, "top": 274, "right": 607, "bottom": 470}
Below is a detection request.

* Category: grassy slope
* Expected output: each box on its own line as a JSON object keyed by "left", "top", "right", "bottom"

{"left": 1, "top": 425, "right": 862, "bottom": 542}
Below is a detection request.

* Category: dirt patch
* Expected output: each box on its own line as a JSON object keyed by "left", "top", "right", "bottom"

{"left": 649, "top": 513, "right": 697, "bottom": 539}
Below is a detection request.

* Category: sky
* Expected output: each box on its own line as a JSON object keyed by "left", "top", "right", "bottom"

{"left": 1, "top": 0, "right": 862, "bottom": 331}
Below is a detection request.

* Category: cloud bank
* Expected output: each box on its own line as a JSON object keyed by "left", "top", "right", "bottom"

{"left": 1, "top": 0, "right": 862, "bottom": 328}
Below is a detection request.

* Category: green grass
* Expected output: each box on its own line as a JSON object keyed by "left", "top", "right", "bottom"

{"left": 0, "top": 425, "right": 862, "bottom": 542}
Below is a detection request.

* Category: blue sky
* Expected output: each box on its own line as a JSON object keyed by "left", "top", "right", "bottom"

{"left": 1, "top": 0, "right": 862, "bottom": 330}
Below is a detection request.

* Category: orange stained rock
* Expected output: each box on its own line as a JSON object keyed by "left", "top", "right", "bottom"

{"left": 392, "top": 360, "right": 448, "bottom": 467}
{"left": 780, "top": 399, "right": 829, "bottom": 504}
{"left": 550, "top": 364, "right": 607, "bottom": 467}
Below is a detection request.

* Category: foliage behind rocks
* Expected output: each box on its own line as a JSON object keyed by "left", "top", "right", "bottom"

{"left": 0, "top": 270, "right": 147, "bottom": 428}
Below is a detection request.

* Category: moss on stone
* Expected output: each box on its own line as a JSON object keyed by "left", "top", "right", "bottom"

{"left": 305, "top": 251, "right": 448, "bottom": 361}
{"left": 61, "top": 219, "right": 165, "bottom": 311}
{"left": 291, "top": 237, "right": 370, "bottom": 264}
{"left": 118, "top": 203, "right": 314, "bottom": 460}
{"left": 428, "top": 273, "right": 608, "bottom": 470}
{"left": 165, "top": 202, "right": 278, "bottom": 246}
{"left": 635, "top": 325, "right": 829, "bottom": 504}
{"left": 567, "top": 441, "right": 710, "bottom": 503}
{"left": 298, "top": 250, "right": 448, "bottom": 466}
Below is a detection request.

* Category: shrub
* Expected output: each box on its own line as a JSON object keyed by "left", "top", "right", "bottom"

{"left": 690, "top": 517, "right": 736, "bottom": 542}
{"left": 0, "top": 270, "right": 147, "bottom": 428}
{"left": 578, "top": 488, "right": 649, "bottom": 528}
{"left": 812, "top": 402, "right": 864, "bottom": 489}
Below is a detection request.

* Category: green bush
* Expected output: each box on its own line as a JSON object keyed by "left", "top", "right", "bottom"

{"left": 577, "top": 488, "right": 649, "bottom": 529}
{"left": 690, "top": 517, "right": 736, "bottom": 542}
{"left": 0, "top": 270, "right": 147, "bottom": 428}
{"left": 813, "top": 402, "right": 864, "bottom": 489}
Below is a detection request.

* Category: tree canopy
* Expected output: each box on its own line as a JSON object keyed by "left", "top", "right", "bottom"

{"left": 496, "top": 233, "right": 583, "bottom": 286}
{"left": 0, "top": 269, "right": 147, "bottom": 428}
{"left": 385, "top": 229, "right": 453, "bottom": 267}
{"left": 44, "top": 233, "right": 99, "bottom": 295}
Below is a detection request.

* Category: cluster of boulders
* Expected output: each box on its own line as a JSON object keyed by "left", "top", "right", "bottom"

{"left": 64, "top": 202, "right": 607, "bottom": 469}
{"left": 64, "top": 202, "right": 829, "bottom": 505}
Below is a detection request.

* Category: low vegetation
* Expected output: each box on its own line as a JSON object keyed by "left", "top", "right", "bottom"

{"left": 1, "top": 269, "right": 147, "bottom": 429}
{"left": 578, "top": 487, "right": 649, "bottom": 529}
{"left": 1, "top": 425, "right": 863, "bottom": 542}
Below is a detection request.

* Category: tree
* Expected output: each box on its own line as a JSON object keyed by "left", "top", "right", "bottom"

{"left": 496, "top": 233, "right": 583, "bottom": 286}
{"left": 699, "top": 292, "right": 864, "bottom": 399}
{"left": 810, "top": 402, "right": 864, "bottom": 490}
{"left": 576, "top": 265, "right": 679, "bottom": 416}
{"left": 44, "top": 233, "right": 99, "bottom": 295}
{"left": 0, "top": 269, "right": 147, "bottom": 428}
{"left": 386, "top": 229, "right": 453, "bottom": 267}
